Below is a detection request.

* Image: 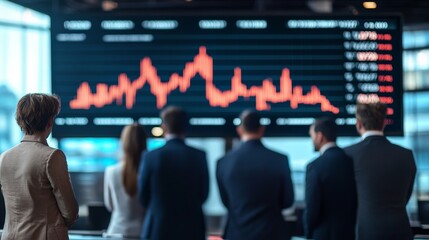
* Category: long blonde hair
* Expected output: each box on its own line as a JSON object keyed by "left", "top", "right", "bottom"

{"left": 121, "top": 123, "right": 147, "bottom": 197}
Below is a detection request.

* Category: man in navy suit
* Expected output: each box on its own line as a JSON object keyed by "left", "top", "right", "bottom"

{"left": 344, "top": 102, "right": 416, "bottom": 240}
{"left": 138, "top": 106, "right": 209, "bottom": 240}
{"left": 305, "top": 118, "right": 357, "bottom": 240}
{"left": 216, "top": 110, "right": 294, "bottom": 240}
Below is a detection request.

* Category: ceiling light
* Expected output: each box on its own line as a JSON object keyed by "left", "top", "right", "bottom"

{"left": 363, "top": 1, "right": 377, "bottom": 9}
{"left": 151, "top": 127, "right": 164, "bottom": 137}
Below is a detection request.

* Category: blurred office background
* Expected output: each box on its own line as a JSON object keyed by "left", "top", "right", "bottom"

{"left": 1, "top": 0, "right": 429, "bottom": 235}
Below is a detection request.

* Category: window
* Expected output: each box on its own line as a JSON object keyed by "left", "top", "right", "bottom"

{"left": 0, "top": 1, "right": 50, "bottom": 152}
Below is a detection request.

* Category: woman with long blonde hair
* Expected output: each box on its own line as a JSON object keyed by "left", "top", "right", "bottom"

{"left": 104, "top": 123, "right": 147, "bottom": 238}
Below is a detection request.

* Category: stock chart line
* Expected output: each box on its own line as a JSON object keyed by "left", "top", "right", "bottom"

{"left": 69, "top": 46, "right": 340, "bottom": 113}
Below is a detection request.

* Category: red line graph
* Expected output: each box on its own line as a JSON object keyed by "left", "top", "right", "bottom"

{"left": 70, "top": 47, "right": 339, "bottom": 114}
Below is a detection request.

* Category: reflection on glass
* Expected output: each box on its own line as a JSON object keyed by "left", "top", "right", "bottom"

{"left": 61, "top": 138, "right": 166, "bottom": 172}
{"left": 0, "top": 85, "right": 17, "bottom": 153}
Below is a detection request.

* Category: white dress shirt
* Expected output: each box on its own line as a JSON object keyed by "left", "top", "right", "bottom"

{"left": 361, "top": 130, "right": 384, "bottom": 140}
{"left": 319, "top": 142, "right": 337, "bottom": 155}
{"left": 165, "top": 133, "right": 183, "bottom": 141}
{"left": 104, "top": 163, "right": 145, "bottom": 237}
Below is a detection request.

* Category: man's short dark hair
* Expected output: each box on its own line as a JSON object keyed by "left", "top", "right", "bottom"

{"left": 356, "top": 102, "right": 387, "bottom": 131}
{"left": 161, "top": 106, "right": 188, "bottom": 135}
{"left": 313, "top": 117, "right": 337, "bottom": 142}
{"left": 240, "top": 110, "right": 261, "bottom": 134}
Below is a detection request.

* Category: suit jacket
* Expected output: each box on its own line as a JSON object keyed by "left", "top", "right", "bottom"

{"left": 304, "top": 146, "right": 357, "bottom": 240}
{"left": 216, "top": 139, "right": 294, "bottom": 240}
{"left": 138, "top": 138, "right": 209, "bottom": 240}
{"left": 0, "top": 138, "right": 79, "bottom": 240}
{"left": 104, "top": 164, "right": 145, "bottom": 237}
{"left": 344, "top": 135, "right": 416, "bottom": 240}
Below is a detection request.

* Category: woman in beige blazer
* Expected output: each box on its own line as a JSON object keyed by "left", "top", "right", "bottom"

{"left": 0, "top": 93, "right": 79, "bottom": 240}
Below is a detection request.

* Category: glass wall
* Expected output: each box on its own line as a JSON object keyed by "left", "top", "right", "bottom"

{"left": 403, "top": 30, "right": 429, "bottom": 215}
{"left": 0, "top": 0, "right": 50, "bottom": 152}
{"left": 1, "top": 0, "right": 429, "bottom": 225}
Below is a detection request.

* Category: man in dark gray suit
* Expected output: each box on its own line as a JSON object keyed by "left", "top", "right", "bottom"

{"left": 305, "top": 118, "right": 357, "bottom": 240}
{"left": 216, "top": 110, "right": 294, "bottom": 240}
{"left": 344, "top": 102, "right": 416, "bottom": 240}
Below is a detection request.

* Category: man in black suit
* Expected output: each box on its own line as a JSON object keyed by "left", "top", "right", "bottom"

{"left": 138, "top": 106, "right": 209, "bottom": 240}
{"left": 344, "top": 102, "right": 416, "bottom": 240}
{"left": 305, "top": 118, "right": 357, "bottom": 240}
{"left": 216, "top": 110, "right": 294, "bottom": 240}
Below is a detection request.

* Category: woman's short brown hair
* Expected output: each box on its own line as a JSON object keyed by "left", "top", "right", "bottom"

{"left": 15, "top": 93, "right": 61, "bottom": 135}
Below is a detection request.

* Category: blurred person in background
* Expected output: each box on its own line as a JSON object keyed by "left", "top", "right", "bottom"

{"left": 0, "top": 93, "right": 78, "bottom": 240}
{"left": 104, "top": 123, "right": 147, "bottom": 238}
{"left": 345, "top": 102, "right": 416, "bottom": 240}
{"left": 216, "top": 110, "right": 294, "bottom": 240}
{"left": 305, "top": 117, "right": 357, "bottom": 240}
{"left": 138, "top": 106, "right": 209, "bottom": 240}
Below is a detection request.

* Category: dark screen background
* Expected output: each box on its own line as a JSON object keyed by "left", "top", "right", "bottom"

{"left": 51, "top": 14, "right": 402, "bottom": 137}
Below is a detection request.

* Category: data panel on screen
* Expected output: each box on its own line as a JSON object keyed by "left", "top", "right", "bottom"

{"left": 51, "top": 14, "right": 403, "bottom": 137}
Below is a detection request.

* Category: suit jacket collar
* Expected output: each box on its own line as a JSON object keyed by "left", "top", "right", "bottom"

{"left": 21, "top": 135, "right": 48, "bottom": 146}
{"left": 320, "top": 142, "right": 337, "bottom": 155}
{"left": 361, "top": 130, "right": 384, "bottom": 140}
{"left": 165, "top": 134, "right": 183, "bottom": 140}
{"left": 242, "top": 139, "right": 262, "bottom": 145}
{"left": 361, "top": 135, "right": 387, "bottom": 144}
{"left": 166, "top": 137, "right": 185, "bottom": 144}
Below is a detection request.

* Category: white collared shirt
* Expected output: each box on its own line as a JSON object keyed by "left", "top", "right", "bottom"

{"left": 361, "top": 130, "right": 384, "bottom": 140}
{"left": 165, "top": 134, "right": 182, "bottom": 141}
{"left": 319, "top": 142, "right": 337, "bottom": 155}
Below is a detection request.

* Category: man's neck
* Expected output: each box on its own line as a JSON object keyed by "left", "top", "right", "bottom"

{"left": 241, "top": 134, "right": 261, "bottom": 142}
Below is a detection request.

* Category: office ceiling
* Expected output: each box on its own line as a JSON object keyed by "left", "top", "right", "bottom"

{"left": 8, "top": 0, "right": 429, "bottom": 27}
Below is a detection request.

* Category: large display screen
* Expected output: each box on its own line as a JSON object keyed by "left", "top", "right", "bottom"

{"left": 51, "top": 14, "right": 403, "bottom": 137}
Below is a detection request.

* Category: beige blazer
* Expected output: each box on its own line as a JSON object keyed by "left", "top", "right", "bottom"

{"left": 0, "top": 137, "right": 79, "bottom": 240}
